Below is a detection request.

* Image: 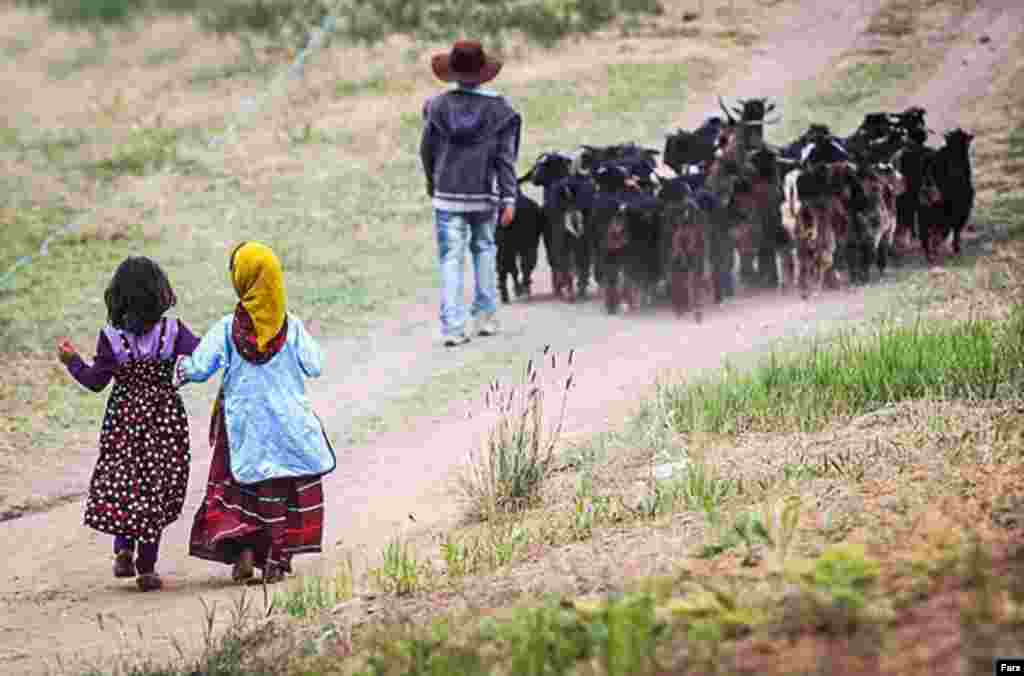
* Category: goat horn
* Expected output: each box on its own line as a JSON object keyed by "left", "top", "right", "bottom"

{"left": 763, "top": 114, "right": 782, "bottom": 124}
{"left": 718, "top": 95, "right": 736, "bottom": 124}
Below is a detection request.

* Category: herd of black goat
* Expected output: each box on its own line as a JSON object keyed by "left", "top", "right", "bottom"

{"left": 496, "top": 97, "right": 976, "bottom": 321}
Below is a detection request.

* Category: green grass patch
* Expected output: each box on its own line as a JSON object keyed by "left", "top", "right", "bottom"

{"left": 1, "top": 36, "right": 33, "bottom": 58}
{"left": 513, "top": 78, "right": 582, "bottom": 133}
{"left": 334, "top": 74, "right": 390, "bottom": 98}
{"left": 809, "top": 61, "right": 913, "bottom": 111}
{"left": 0, "top": 126, "right": 19, "bottom": 149}
{"left": 1008, "top": 126, "right": 1024, "bottom": 162}
{"left": 20, "top": 129, "right": 90, "bottom": 164}
{"left": 188, "top": 59, "right": 273, "bottom": 86}
{"left": 84, "top": 126, "right": 183, "bottom": 179}
{"left": 272, "top": 557, "right": 354, "bottom": 619}
{"left": 658, "top": 312, "right": 1024, "bottom": 436}
{"left": 47, "top": 44, "right": 108, "bottom": 80}
{"left": 593, "top": 62, "right": 694, "bottom": 117}
{"left": 980, "top": 194, "right": 1024, "bottom": 240}
{"left": 143, "top": 45, "right": 187, "bottom": 67}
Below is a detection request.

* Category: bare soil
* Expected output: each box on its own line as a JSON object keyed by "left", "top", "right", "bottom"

{"left": 1, "top": 0, "right": 1022, "bottom": 673}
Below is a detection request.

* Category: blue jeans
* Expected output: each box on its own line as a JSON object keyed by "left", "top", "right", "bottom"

{"left": 435, "top": 209, "right": 498, "bottom": 338}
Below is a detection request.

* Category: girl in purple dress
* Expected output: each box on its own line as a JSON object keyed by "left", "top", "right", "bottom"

{"left": 58, "top": 257, "right": 200, "bottom": 591}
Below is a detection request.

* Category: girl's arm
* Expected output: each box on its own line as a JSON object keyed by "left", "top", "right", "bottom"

{"left": 173, "top": 318, "right": 230, "bottom": 388}
{"left": 293, "top": 317, "right": 323, "bottom": 378}
{"left": 64, "top": 332, "right": 117, "bottom": 393}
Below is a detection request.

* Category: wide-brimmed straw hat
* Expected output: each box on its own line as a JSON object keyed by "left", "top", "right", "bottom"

{"left": 431, "top": 40, "right": 503, "bottom": 85}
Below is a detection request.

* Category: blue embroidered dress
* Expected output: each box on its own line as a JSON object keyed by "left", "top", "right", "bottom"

{"left": 176, "top": 313, "right": 335, "bottom": 484}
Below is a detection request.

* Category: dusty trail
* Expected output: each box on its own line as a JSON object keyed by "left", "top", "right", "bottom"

{"left": 1, "top": 0, "right": 1018, "bottom": 672}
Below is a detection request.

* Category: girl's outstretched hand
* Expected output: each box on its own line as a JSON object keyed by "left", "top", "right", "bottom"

{"left": 57, "top": 338, "right": 78, "bottom": 365}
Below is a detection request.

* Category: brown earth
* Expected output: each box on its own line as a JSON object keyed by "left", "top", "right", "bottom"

{"left": 1, "top": 0, "right": 1023, "bottom": 673}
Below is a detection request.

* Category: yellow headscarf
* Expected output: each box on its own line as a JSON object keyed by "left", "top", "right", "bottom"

{"left": 230, "top": 241, "right": 287, "bottom": 352}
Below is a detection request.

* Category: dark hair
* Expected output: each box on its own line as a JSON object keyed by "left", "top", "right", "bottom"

{"left": 104, "top": 257, "right": 177, "bottom": 335}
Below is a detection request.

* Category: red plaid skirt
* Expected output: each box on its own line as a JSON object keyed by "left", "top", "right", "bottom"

{"left": 188, "top": 396, "right": 325, "bottom": 572}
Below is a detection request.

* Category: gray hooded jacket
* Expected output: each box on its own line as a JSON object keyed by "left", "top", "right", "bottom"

{"left": 420, "top": 86, "right": 522, "bottom": 213}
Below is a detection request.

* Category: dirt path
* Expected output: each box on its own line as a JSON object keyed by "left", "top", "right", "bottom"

{"left": 2, "top": 1, "right": 1019, "bottom": 672}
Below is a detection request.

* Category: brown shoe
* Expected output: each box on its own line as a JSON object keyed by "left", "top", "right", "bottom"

{"left": 232, "top": 548, "right": 255, "bottom": 583}
{"left": 247, "top": 563, "right": 285, "bottom": 586}
{"left": 114, "top": 550, "right": 136, "bottom": 578}
{"left": 136, "top": 572, "right": 163, "bottom": 592}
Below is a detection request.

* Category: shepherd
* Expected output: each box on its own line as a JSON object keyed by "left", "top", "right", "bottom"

{"left": 420, "top": 39, "right": 522, "bottom": 347}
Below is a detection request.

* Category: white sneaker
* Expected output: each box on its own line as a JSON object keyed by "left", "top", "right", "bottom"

{"left": 475, "top": 314, "right": 499, "bottom": 337}
{"left": 443, "top": 333, "right": 471, "bottom": 348}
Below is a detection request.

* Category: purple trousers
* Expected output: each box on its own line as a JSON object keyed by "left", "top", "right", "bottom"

{"left": 114, "top": 535, "right": 161, "bottom": 574}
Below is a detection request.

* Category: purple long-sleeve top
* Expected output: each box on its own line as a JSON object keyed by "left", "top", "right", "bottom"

{"left": 67, "top": 317, "right": 201, "bottom": 392}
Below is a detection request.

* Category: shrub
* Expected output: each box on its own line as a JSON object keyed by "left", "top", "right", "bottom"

{"left": 457, "top": 350, "right": 573, "bottom": 521}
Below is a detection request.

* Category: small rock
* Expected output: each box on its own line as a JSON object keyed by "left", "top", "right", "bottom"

{"left": 979, "top": 35, "right": 991, "bottom": 44}
{"left": 682, "top": 11, "right": 700, "bottom": 22}
{"left": 654, "top": 461, "right": 687, "bottom": 481}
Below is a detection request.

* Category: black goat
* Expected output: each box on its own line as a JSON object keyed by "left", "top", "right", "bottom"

{"left": 496, "top": 190, "right": 548, "bottom": 304}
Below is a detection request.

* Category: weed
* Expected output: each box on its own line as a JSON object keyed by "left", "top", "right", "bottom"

{"left": 786, "top": 544, "right": 886, "bottom": 635}
{"left": 960, "top": 537, "right": 1004, "bottom": 672}
{"left": 1, "top": 36, "right": 33, "bottom": 58}
{"left": 697, "top": 509, "right": 771, "bottom": 564}
{"left": 143, "top": 46, "right": 186, "bottom": 67}
{"left": 480, "top": 603, "right": 592, "bottom": 675}
{"left": 865, "top": 0, "right": 924, "bottom": 38}
{"left": 85, "top": 126, "right": 182, "bottom": 179}
{"left": 632, "top": 460, "right": 733, "bottom": 521}
{"left": 665, "top": 585, "right": 764, "bottom": 639}
{"left": 334, "top": 75, "right": 390, "bottom": 98}
{"left": 1009, "top": 126, "right": 1024, "bottom": 162}
{"left": 285, "top": 122, "right": 339, "bottom": 145}
{"left": 779, "top": 455, "right": 827, "bottom": 483}
{"left": 358, "top": 620, "right": 487, "bottom": 675}
{"left": 571, "top": 472, "right": 615, "bottom": 540}
{"left": 273, "top": 556, "right": 354, "bottom": 618}
{"left": 561, "top": 431, "right": 616, "bottom": 471}
{"left": 47, "top": 44, "right": 108, "bottom": 80}
{"left": 371, "top": 537, "right": 422, "bottom": 597}
{"left": 481, "top": 594, "right": 666, "bottom": 676}
{"left": 437, "top": 517, "right": 531, "bottom": 580}
{"left": 764, "top": 496, "right": 803, "bottom": 568}
{"left": 457, "top": 351, "right": 573, "bottom": 521}
{"left": 188, "top": 59, "right": 272, "bottom": 86}
{"left": 676, "top": 462, "right": 735, "bottom": 522}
